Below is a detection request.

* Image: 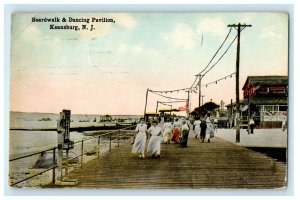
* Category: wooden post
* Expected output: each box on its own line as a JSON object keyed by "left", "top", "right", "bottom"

{"left": 156, "top": 101, "right": 159, "bottom": 113}
{"left": 198, "top": 75, "right": 202, "bottom": 107}
{"left": 65, "top": 149, "right": 69, "bottom": 174}
{"left": 97, "top": 136, "right": 100, "bottom": 158}
{"left": 247, "top": 90, "right": 251, "bottom": 134}
{"left": 228, "top": 23, "right": 252, "bottom": 143}
{"left": 81, "top": 140, "right": 84, "bottom": 168}
{"left": 230, "top": 99, "right": 233, "bottom": 128}
{"left": 236, "top": 23, "right": 241, "bottom": 143}
{"left": 118, "top": 130, "right": 120, "bottom": 147}
{"left": 52, "top": 148, "right": 56, "bottom": 183}
{"left": 109, "top": 133, "right": 112, "bottom": 151}
{"left": 187, "top": 90, "right": 190, "bottom": 116}
{"left": 144, "top": 89, "right": 149, "bottom": 117}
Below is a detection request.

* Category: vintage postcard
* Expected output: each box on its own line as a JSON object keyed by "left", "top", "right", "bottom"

{"left": 9, "top": 12, "right": 288, "bottom": 189}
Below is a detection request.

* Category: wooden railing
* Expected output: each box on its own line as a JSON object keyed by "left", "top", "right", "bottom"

{"left": 9, "top": 125, "right": 135, "bottom": 187}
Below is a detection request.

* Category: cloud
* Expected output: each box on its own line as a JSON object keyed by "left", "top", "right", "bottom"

{"left": 113, "top": 13, "right": 136, "bottom": 29}
{"left": 259, "top": 30, "right": 283, "bottom": 39}
{"left": 118, "top": 43, "right": 129, "bottom": 53}
{"left": 162, "top": 23, "right": 198, "bottom": 49}
{"left": 117, "top": 43, "right": 144, "bottom": 55}
{"left": 241, "top": 13, "right": 257, "bottom": 23}
{"left": 74, "top": 14, "right": 136, "bottom": 40}
{"left": 196, "top": 17, "right": 227, "bottom": 38}
{"left": 79, "top": 22, "right": 113, "bottom": 40}
{"left": 132, "top": 45, "right": 143, "bottom": 54}
{"left": 11, "top": 24, "right": 56, "bottom": 70}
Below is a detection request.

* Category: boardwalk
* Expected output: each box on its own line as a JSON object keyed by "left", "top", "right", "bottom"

{"left": 51, "top": 135, "right": 287, "bottom": 189}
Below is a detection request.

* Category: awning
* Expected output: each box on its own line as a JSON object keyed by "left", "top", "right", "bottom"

{"left": 159, "top": 108, "right": 179, "bottom": 113}
{"left": 226, "top": 97, "right": 288, "bottom": 107}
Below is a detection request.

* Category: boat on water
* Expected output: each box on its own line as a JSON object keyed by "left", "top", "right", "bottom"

{"left": 99, "top": 114, "right": 113, "bottom": 122}
{"left": 38, "top": 117, "right": 52, "bottom": 121}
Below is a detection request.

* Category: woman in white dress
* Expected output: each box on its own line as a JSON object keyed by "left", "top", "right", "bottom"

{"left": 132, "top": 118, "right": 147, "bottom": 158}
{"left": 205, "top": 117, "right": 215, "bottom": 143}
{"left": 147, "top": 121, "right": 163, "bottom": 158}
{"left": 193, "top": 118, "right": 201, "bottom": 139}
{"left": 162, "top": 120, "right": 173, "bottom": 144}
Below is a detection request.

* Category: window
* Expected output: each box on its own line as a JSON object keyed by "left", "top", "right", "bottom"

{"left": 270, "top": 86, "right": 286, "bottom": 93}
{"left": 263, "top": 106, "right": 278, "bottom": 112}
{"left": 279, "top": 106, "right": 288, "bottom": 111}
{"left": 259, "top": 86, "right": 269, "bottom": 93}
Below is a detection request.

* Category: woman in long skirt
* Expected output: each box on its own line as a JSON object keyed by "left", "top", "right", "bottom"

{"left": 147, "top": 121, "right": 163, "bottom": 158}
{"left": 172, "top": 118, "right": 180, "bottom": 143}
{"left": 132, "top": 118, "right": 147, "bottom": 158}
{"left": 180, "top": 120, "right": 190, "bottom": 147}
{"left": 193, "top": 118, "right": 201, "bottom": 139}
{"left": 162, "top": 120, "right": 173, "bottom": 144}
{"left": 205, "top": 117, "right": 214, "bottom": 143}
{"left": 200, "top": 120, "right": 207, "bottom": 143}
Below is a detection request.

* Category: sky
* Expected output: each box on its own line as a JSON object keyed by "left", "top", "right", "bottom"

{"left": 10, "top": 12, "right": 288, "bottom": 115}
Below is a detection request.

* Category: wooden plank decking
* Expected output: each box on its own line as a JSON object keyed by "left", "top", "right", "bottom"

{"left": 50, "top": 135, "right": 287, "bottom": 189}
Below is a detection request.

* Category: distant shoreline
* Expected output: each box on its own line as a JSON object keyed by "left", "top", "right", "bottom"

{"left": 10, "top": 111, "right": 143, "bottom": 116}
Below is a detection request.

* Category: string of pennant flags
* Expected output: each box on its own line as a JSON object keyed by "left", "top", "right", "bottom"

{"left": 149, "top": 86, "right": 198, "bottom": 94}
{"left": 158, "top": 100, "right": 186, "bottom": 103}
{"left": 149, "top": 71, "right": 236, "bottom": 96}
{"left": 146, "top": 27, "right": 238, "bottom": 109}
{"left": 149, "top": 90, "right": 187, "bottom": 101}
{"left": 202, "top": 72, "right": 236, "bottom": 88}
{"left": 157, "top": 102, "right": 172, "bottom": 107}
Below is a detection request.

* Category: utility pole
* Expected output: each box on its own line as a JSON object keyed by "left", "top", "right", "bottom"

{"left": 201, "top": 95, "right": 205, "bottom": 106}
{"left": 144, "top": 88, "right": 149, "bottom": 117}
{"left": 228, "top": 23, "right": 252, "bottom": 143}
{"left": 187, "top": 90, "right": 190, "bottom": 117}
{"left": 247, "top": 91, "right": 251, "bottom": 134}
{"left": 230, "top": 99, "right": 233, "bottom": 128}
{"left": 198, "top": 75, "right": 202, "bottom": 108}
{"left": 155, "top": 101, "right": 159, "bottom": 113}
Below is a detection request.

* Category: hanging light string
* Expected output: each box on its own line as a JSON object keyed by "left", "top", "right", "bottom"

{"left": 149, "top": 90, "right": 187, "bottom": 101}
{"left": 159, "top": 100, "right": 186, "bottom": 104}
{"left": 197, "top": 27, "right": 233, "bottom": 76}
{"left": 203, "top": 35, "right": 238, "bottom": 76}
{"left": 202, "top": 72, "right": 236, "bottom": 87}
{"left": 147, "top": 28, "right": 237, "bottom": 107}
{"left": 157, "top": 102, "right": 172, "bottom": 107}
{"left": 149, "top": 85, "right": 197, "bottom": 94}
{"left": 148, "top": 29, "right": 235, "bottom": 95}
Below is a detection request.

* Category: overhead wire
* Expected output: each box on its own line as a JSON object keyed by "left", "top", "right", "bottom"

{"left": 203, "top": 35, "right": 238, "bottom": 76}
{"left": 149, "top": 90, "right": 187, "bottom": 101}
{"left": 158, "top": 100, "right": 186, "bottom": 103}
{"left": 202, "top": 72, "right": 236, "bottom": 87}
{"left": 197, "top": 27, "right": 233, "bottom": 76}
{"left": 148, "top": 27, "right": 237, "bottom": 109}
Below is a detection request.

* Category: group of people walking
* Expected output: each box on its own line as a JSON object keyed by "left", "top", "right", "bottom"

{"left": 131, "top": 118, "right": 162, "bottom": 158}
{"left": 131, "top": 117, "right": 195, "bottom": 159}
{"left": 193, "top": 117, "right": 215, "bottom": 143}
{"left": 161, "top": 117, "right": 190, "bottom": 147}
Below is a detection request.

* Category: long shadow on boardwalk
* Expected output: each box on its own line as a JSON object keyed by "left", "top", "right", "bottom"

{"left": 51, "top": 136, "right": 287, "bottom": 189}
